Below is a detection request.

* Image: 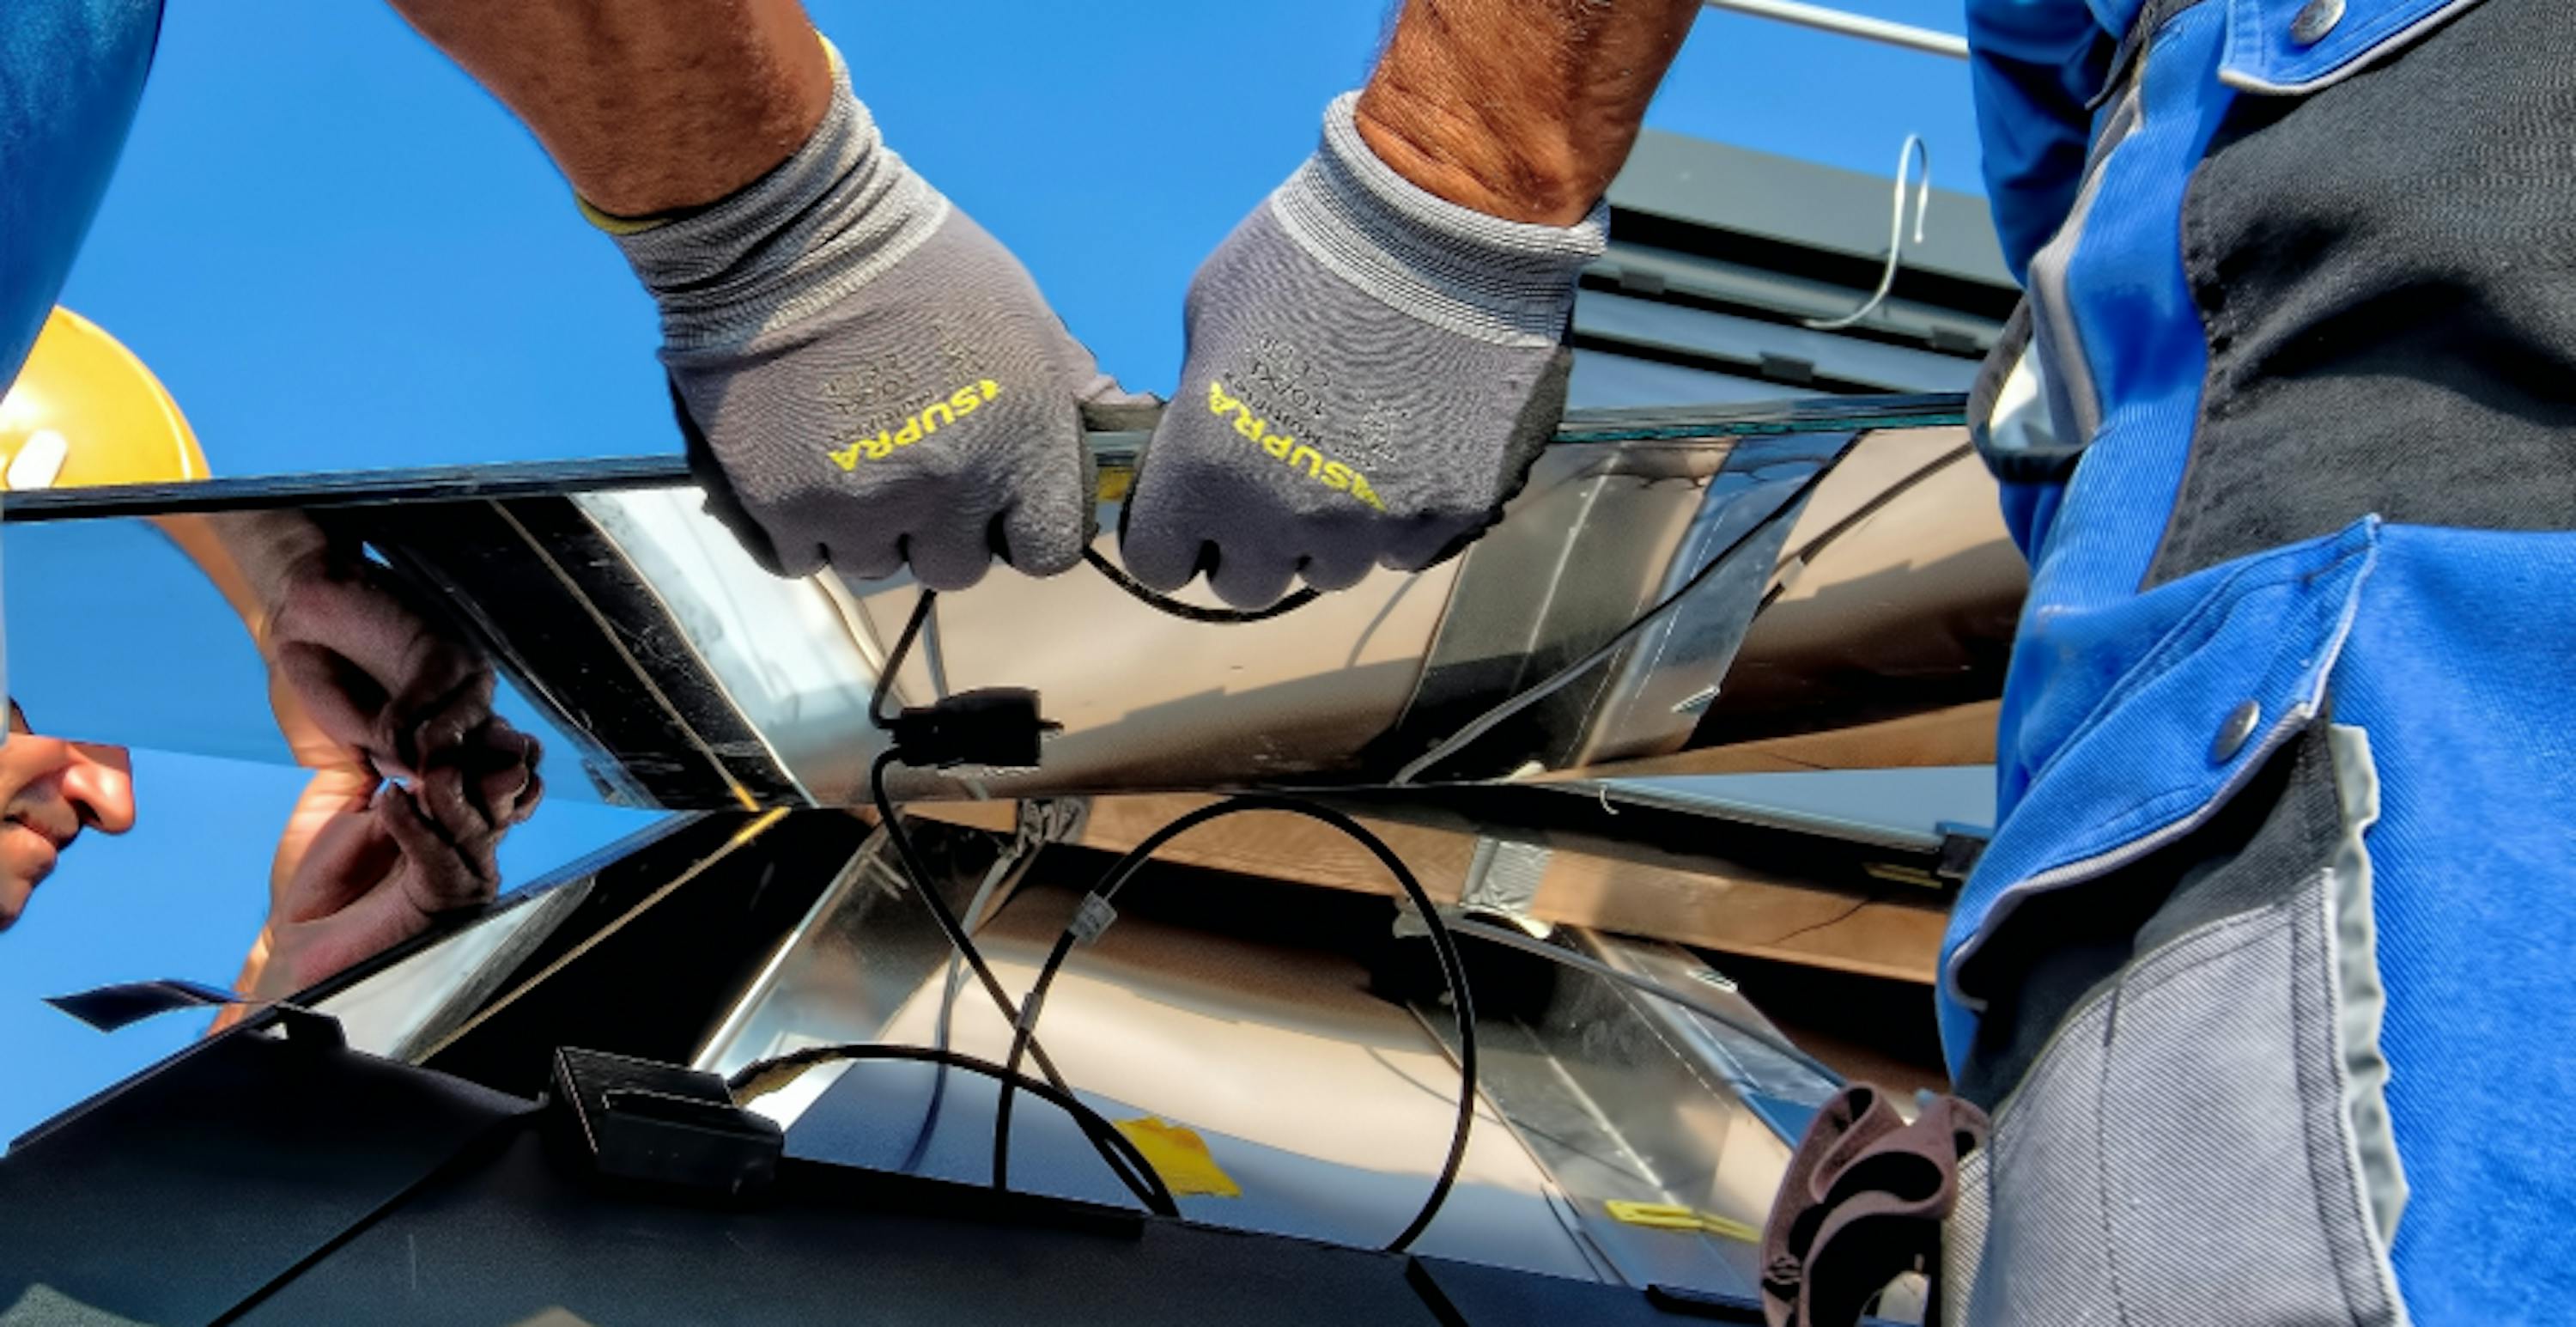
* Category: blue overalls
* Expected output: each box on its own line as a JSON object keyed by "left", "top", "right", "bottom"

{"left": 1947, "top": 0, "right": 2576, "bottom": 1320}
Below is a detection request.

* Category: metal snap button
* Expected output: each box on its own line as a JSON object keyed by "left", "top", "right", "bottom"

{"left": 2211, "top": 700, "right": 2263, "bottom": 764}
{"left": 2291, "top": 0, "right": 2344, "bottom": 45}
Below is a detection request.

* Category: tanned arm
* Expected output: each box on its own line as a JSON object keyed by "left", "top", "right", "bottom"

{"left": 1357, "top": 0, "right": 1701, "bottom": 225}
{"left": 383, "top": 0, "right": 830, "bottom": 216}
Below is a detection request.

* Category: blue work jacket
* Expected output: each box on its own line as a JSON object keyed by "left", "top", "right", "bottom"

{"left": 1951, "top": 0, "right": 2576, "bottom": 1319}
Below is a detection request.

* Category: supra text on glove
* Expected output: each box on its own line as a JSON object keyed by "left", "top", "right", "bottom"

{"left": 1206, "top": 380, "right": 1386, "bottom": 511}
{"left": 829, "top": 380, "right": 1003, "bottom": 470}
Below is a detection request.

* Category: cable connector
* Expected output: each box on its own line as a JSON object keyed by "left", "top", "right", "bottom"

{"left": 1070, "top": 892, "right": 1118, "bottom": 947}
{"left": 888, "top": 688, "right": 1059, "bottom": 770}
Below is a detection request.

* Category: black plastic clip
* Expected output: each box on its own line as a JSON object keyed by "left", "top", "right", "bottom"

{"left": 1933, "top": 821, "right": 1992, "bottom": 886}
{"left": 548, "top": 1047, "right": 783, "bottom": 1200}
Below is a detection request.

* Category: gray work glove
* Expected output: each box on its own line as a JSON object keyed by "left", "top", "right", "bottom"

{"left": 605, "top": 45, "right": 1123, "bottom": 589}
{"left": 1119, "top": 92, "right": 1606, "bottom": 608}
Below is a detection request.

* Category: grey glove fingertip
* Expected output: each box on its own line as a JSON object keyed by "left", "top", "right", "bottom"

{"left": 1114, "top": 491, "right": 1209, "bottom": 593}
{"left": 990, "top": 404, "right": 1098, "bottom": 579}
{"left": 673, "top": 378, "right": 823, "bottom": 580}
{"left": 904, "top": 521, "right": 999, "bottom": 592}
{"left": 1117, "top": 533, "right": 1203, "bottom": 594}
{"left": 1206, "top": 542, "right": 1303, "bottom": 611}
{"left": 1382, "top": 514, "right": 1484, "bottom": 574}
{"left": 829, "top": 532, "right": 908, "bottom": 586}
{"left": 998, "top": 503, "right": 1087, "bottom": 580}
{"left": 1297, "top": 541, "right": 1377, "bottom": 593}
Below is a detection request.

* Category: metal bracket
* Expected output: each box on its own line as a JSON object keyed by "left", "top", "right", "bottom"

{"left": 1460, "top": 837, "right": 1554, "bottom": 932}
{"left": 1017, "top": 796, "right": 1091, "bottom": 852}
{"left": 1933, "top": 821, "right": 1991, "bottom": 885}
{"left": 1394, "top": 836, "right": 1557, "bottom": 942}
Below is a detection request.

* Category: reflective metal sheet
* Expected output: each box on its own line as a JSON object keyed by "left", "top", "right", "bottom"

{"left": 3, "top": 397, "right": 2009, "bottom": 812}
{"left": 1414, "top": 929, "right": 1843, "bottom": 1299}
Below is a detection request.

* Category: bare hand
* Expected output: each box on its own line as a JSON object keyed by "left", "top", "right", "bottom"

{"left": 244, "top": 721, "right": 543, "bottom": 1001}
{"left": 264, "top": 547, "right": 496, "bottom": 778}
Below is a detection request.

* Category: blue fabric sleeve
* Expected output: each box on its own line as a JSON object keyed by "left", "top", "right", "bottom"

{"left": 1966, "top": 0, "right": 2111, "bottom": 282}
{"left": 0, "top": 0, "right": 163, "bottom": 392}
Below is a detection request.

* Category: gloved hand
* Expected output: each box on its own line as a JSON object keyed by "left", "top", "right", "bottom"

{"left": 607, "top": 43, "right": 1127, "bottom": 590}
{"left": 1119, "top": 92, "right": 1605, "bottom": 608}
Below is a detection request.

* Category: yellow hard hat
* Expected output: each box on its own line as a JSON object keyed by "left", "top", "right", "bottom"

{"left": 0, "top": 307, "right": 209, "bottom": 490}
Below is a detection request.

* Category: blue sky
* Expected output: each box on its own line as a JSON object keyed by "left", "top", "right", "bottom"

{"left": 5, "top": 0, "right": 1979, "bottom": 1139}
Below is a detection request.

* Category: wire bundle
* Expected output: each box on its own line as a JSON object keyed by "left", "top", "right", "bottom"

{"left": 727, "top": 474, "right": 1869, "bottom": 1241}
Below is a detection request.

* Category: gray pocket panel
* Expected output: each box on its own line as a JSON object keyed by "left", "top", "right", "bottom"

{"left": 1971, "top": 989, "right": 2123, "bottom": 1327}
{"left": 2103, "top": 904, "right": 2393, "bottom": 1325}
{"left": 1961, "top": 727, "right": 2406, "bottom": 1325}
{"left": 1943, "top": 1145, "right": 1991, "bottom": 1327}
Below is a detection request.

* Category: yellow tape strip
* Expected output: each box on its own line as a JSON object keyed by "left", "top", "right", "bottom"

{"left": 1604, "top": 1200, "right": 1759, "bottom": 1243}
{"left": 1114, "top": 1117, "right": 1242, "bottom": 1199}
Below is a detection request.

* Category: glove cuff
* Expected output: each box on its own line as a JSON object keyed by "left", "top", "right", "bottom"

{"left": 608, "top": 40, "right": 950, "bottom": 353}
{"left": 1270, "top": 92, "right": 1607, "bottom": 348}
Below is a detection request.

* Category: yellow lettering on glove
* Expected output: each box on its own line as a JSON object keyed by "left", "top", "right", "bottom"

{"left": 829, "top": 379, "right": 1002, "bottom": 471}
{"left": 1205, "top": 379, "right": 1386, "bottom": 512}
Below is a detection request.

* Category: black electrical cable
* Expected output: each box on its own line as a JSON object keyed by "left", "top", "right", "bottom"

{"left": 868, "top": 589, "right": 1036, "bottom": 1086}
{"left": 900, "top": 843, "right": 1045, "bottom": 1177}
{"left": 871, "top": 587, "right": 938, "bottom": 728}
{"left": 868, "top": 593, "right": 1038, "bottom": 1078}
{"left": 1391, "top": 450, "right": 1852, "bottom": 784}
{"left": 869, "top": 750, "right": 1164, "bottom": 1201}
{"left": 1083, "top": 545, "right": 1321, "bottom": 624}
{"left": 865, "top": 580, "right": 1169, "bottom": 1203}
{"left": 1753, "top": 441, "right": 1973, "bottom": 615}
{"left": 726, "top": 1041, "right": 1181, "bottom": 1219}
{"left": 993, "top": 795, "right": 1477, "bottom": 1254}
{"left": 865, "top": 447, "right": 1879, "bottom": 1226}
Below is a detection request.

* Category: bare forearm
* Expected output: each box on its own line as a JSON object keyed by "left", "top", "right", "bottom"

{"left": 155, "top": 512, "right": 327, "bottom": 640}
{"left": 1357, "top": 0, "right": 1698, "bottom": 225}
{"left": 157, "top": 513, "right": 364, "bottom": 770}
{"left": 385, "top": 0, "right": 830, "bottom": 216}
